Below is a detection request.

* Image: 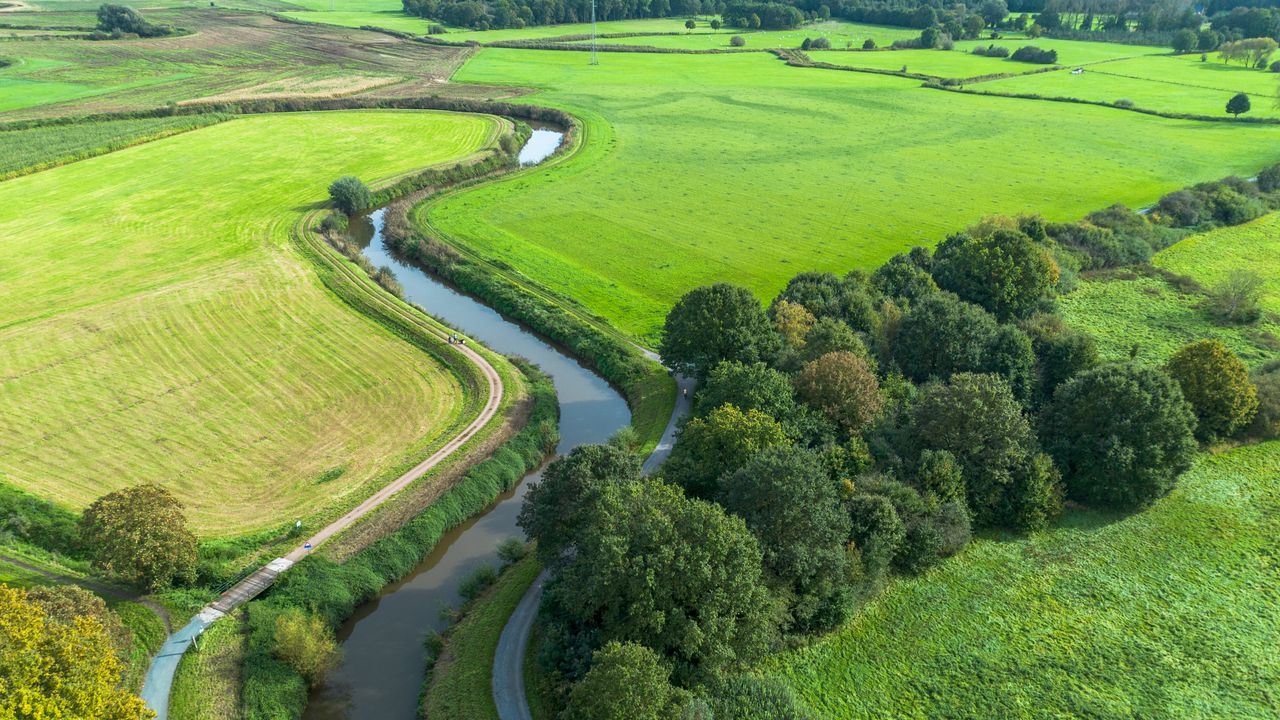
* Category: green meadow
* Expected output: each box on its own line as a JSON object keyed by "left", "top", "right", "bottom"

{"left": 561, "top": 20, "right": 921, "bottom": 49}
{"left": 0, "top": 109, "right": 498, "bottom": 536}
{"left": 426, "top": 48, "right": 1280, "bottom": 342}
{"left": 809, "top": 47, "right": 1025, "bottom": 77}
{"left": 0, "top": 113, "right": 225, "bottom": 178}
{"left": 771, "top": 440, "right": 1280, "bottom": 719}
{"left": 1061, "top": 212, "right": 1280, "bottom": 365}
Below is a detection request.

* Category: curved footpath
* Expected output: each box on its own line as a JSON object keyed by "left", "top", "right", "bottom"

{"left": 492, "top": 363, "right": 694, "bottom": 720}
{"left": 141, "top": 334, "right": 504, "bottom": 719}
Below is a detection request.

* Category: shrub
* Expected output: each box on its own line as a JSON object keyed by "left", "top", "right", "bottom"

{"left": 1043, "top": 364, "right": 1197, "bottom": 510}
{"left": 972, "top": 43, "right": 1010, "bottom": 57}
{"left": 1155, "top": 189, "right": 1208, "bottom": 227}
{"left": 328, "top": 175, "right": 372, "bottom": 214}
{"left": 1206, "top": 269, "right": 1264, "bottom": 324}
{"left": 272, "top": 609, "right": 340, "bottom": 688}
{"left": 862, "top": 38, "right": 876, "bottom": 49}
{"left": 1165, "top": 340, "right": 1259, "bottom": 440}
{"left": 1114, "top": 98, "right": 1135, "bottom": 108}
{"left": 1258, "top": 163, "right": 1280, "bottom": 193}
{"left": 1010, "top": 45, "right": 1058, "bottom": 63}
{"left": 810, "top": 36, "right": 830, "bottom": 49}
{"left": 458, "top": 564, "right": 499, "bottom": 601}
{"left": 730, "top": 34, "right": 746, "bottom": 46}
{"left": 913, "top": 449, "right": 965, "bottom": 505}
{"left": 496, "top": 537, "right": 528, "bottom": 565}
{"left": 96, "top": 3, "right": 171, "bottom": 37}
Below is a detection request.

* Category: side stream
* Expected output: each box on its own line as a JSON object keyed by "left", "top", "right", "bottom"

{"left": 302, "top": 129, "right": 633, "bottom": 720}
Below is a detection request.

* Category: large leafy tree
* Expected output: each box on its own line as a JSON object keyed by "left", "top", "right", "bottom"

{"left": 518, "top": 444, "right": 642, "bottom": 567}
{"left": 720, "top": 447, "right": 854, "bottom": 633}
{"left": 79, "top": 484, "right": 197, "bottom": 592}
{"left": 660, "top": 284, "right": 780, "bottom": 378}
{"left": 25, "top": 586, "right": 132, "bottom": 660}
{"left": 931, "top": 229, "right": 1059, "bottom": 320}
{"left": 1042, "top": 364, "right": 1198, "bottom": 510}
{"left": 911, "top": 373, "right": 1060, "bottom": 529}
{"left": 541, "top": 481, "right": 774, "bottom": 685}
{"left": 694, "top": 361, "right": 798, "bottom": 424}
{"left": 893, "top": 293, "right": 1032, "bottom": 397}
{"left": 662, "top": 404, "right": 789, "bottom": 499}
{"left": 1020, "top": 313, "right": 1099, "bottom": 405}
{"left": 563, "top": 642, "right": 688, "bottom": 720}
{"left": 327, "top": 175, "right": 372, "bottom": 215}
{"left": 0, "top": 584, "right": 152, "bottom": 720}
{"left": 1164, "top": 339, "right": 1258, "bottom": 440}
{"left": 794, "top": 351, "right": 882, "bottom": 435}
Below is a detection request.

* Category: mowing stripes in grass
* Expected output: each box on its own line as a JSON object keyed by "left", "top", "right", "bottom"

{"left": 0, "top": 110, "right": 498, "bottom": 536}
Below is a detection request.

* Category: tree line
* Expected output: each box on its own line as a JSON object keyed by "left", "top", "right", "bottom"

{"left": 516, "top": 168, "right": 1280, "bottom": 719}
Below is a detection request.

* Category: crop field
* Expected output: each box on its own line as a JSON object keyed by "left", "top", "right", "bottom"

{"left": 0, "top": 113, "right": 226, "bottom": 178}
{"left": 426, "top": 49, "right": 1280, "bottom": 341}
{"left": 0, "top": 10, "right": 470, "bottom": 118}
{"left": 808, "top": 47, "right": 1030, "bottom": 78}
{"left": 1061, "top": 213, "right": 1280, "bottom": 365}
{"left": 560, "top": 20, "right": 922, "bottom": 49}
{"left": 0, "top": 109, "right": 500, "bottom": 536}
{"left": 983, "top": 54, "right": 1280, "bottom": 117}
{"left": 771, "top": 440, "right": 1280, "bottom": 719}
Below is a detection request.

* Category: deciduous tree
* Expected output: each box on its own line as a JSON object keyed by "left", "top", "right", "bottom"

{"left": 79, "top": 484, "right": 197, "bottom": 592}
{"left": 794, "top": 351, "right": 882, "bottom": 434}
{"left": 663, "top": 404, "right": 788, "bottom": 498}
{"left": 661, "top": 284, "right": 780, "bottom": 378}
{"left": 1165, "top": 340, "right": 1259, "bottom": 440}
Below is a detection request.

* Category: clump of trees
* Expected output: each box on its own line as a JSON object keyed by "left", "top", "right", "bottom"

{"left": 79, "top": 483, "right": 197, "bottom": 592}
{"left": 96, "top": 3, "right": 173, "bottom": 38}
{"left": 1217, "top": 37, "right": 1277, "bottom": 67}
{"left": 328, "top": 176, "right": 373, "bottom": 215}
{"left": 1010, "top": 44, "right": 1058, "bottom": 63}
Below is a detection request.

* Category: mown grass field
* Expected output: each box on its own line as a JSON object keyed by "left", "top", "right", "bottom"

{"left": 984, "top": 53, "right": 1280, "bottom": 117}
{"left": 428, "top": 49, "right": 1280, "bottom": 342}
{"left": 0, "top": 10, "right": 469, "bottom": 118}
{"left": 809, "top": 47, "right": 1027, "bottom": 78}
{"left": 0, "top": 109, "right": 499, "bottom": 536}
{"left": 771, "top": 440, "right": 1280, "bottom": 719}
{"left": 561, "top": 20, "right": 921, "bottom": 49}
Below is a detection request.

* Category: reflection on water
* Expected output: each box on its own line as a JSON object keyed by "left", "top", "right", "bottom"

{"left": 304, "top": 123, "right": 627, "bottom": 719}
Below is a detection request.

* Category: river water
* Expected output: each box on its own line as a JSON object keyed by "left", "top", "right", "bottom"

{"left": 301, "top": 128, "right": 626, "bottom": 720}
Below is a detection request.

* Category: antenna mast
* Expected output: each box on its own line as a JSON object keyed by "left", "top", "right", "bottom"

{"left": 590, "top": 0, "right": 599, "bottom": 65}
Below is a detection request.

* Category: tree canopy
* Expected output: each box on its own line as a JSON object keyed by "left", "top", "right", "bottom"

{"left": 662, "top": 404, "right": 789, "bottom": 499}
{"left": 1165, "top": 340, "right": 1258, "bottom": 440}
{"left": 931, "top": 228, "right": 1059, "bottom": 321}
{"left": 1042, "top": 364, "right": 1197, "bottom": 510}
{"left": 563, "top": 642, "right": 688, "bottom": 720}
{"left": 328, "top": 175, "right": 372, "bottom": 215}
{"left": 79, "top": 484, "right": 197, "bottom": 592}
{"left": 794, "top": 351, "right": 882, "bottom": 435}
{"left": 660, "top": 283, "right": 780, "bottom": 378}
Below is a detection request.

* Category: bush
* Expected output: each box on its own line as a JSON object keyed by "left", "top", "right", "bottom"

{"left": 96, "top": 3, "right": 172, "bottom": 37}
{"left": 496, "top": 537, "right": 528, "bottom": 565}
{"left": 1165, "top": 340, "right": 1259, "bottom": 440}
{"left": 810, "top": 36, "right": 831, "bottom": 49}
{"left": 730, "top": 34, "right": 746, "bottom": 46}
{"left": 272, "top": 609, "right": 340, "bottom": 687}
{"left": 971, "top": 43, "right": 1010, "bottom": 57}
{"left": 1257, "top": 163, "right": 1280, "bottom": 193}
{"left": 1043, "top": 364, "right": 1197, "bottom": 510}
{"left": 328, "top": 175, "right": 372, "bottom": 215}
{"left": 862, "top": 38, "right": 876, "bottom": 49}
{"left": 1206, "top": 269, "right": 1264, "bottom": 324}
{"left": 703, "top": 674, "right": 817, "bottom": 720}
{"left": 1155, "top": 189, "right": 1209, "bottom": 227}
{"left": 458, "top": 564, "right": 499, "bottom": 602}
{"left": 1010, "top": 45, "right": 1058, "bottom": 63}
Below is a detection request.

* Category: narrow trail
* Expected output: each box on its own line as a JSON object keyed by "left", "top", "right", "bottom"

{"left": 0, "top": 553, "right": 173, "bottom": 633}
{"left": 492, "top": 365, "right": 693, "bottom": 720}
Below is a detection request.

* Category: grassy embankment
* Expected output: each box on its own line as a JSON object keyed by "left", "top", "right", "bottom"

{"left": 428, "top": 48, "right": 1280, "bottom": 343}
{"left": 0, "top": 109, "right": 503, "bottom": 538}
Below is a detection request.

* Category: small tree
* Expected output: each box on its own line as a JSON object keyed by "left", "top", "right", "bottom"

{"left": 862, "top": 37, "right": 876, "bottom": 49}
{"left": 1172, "top": 28, "right": 1197, "bottom": 54}
{"left": 80, "top": 484, "right": 197, "bottom": 592}
{"left": 663, "top": 404, "right": 789, "bottom": 498}
{"left": 273, "top": 609, "right": 340, "bottom": 687}
{"left": 1165, "top": 340, "right": 1259, "bottom": 440}
{"left": 1206, "top": 269, "right": 1264, "bottom": 324}
{"left": 710, "top": 18, "right": 721, "bottom": 29}
{"left": 730, "top": 34, "right": 746, "bottom": 46}
{"left": 564, "top": 642, "right": 687, "bottom": 720}
{"left": 685, "top": 19, "right": 696, "bottom": 30}
{"left": 328, "top": 175, "right": 372, "bottom": 215}
{"left": 1227, "top": 92, "right": 1251, "bottom": 117}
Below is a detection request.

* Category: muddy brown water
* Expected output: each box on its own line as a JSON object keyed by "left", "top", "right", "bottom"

{"left": 302, "top": 129, "right": 628, "bottom": 720}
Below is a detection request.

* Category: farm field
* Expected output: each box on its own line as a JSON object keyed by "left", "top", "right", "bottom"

{"left": 984, "top": 54, "right": 1280, "bottom": 117}
{"left": 808, "top": 47, "right": 1030, "bottom": 77}
{"left": 1061, "top": 212, "right": 1280, "bottom": 364}
{"left": 0, "top": 109, "right": 499, "bottom": 536}
{"left": 561, "top": 20, "right": 921, "bottom": 49}
{"left": 427, "top": 48, "right": 1280, "bottom": 342}
{"left": 951, "top": 36, "right": 1165, "bottom": 64}
{"left": 0, "top": 113, "right": 226, "bottom": 178}
{"left": 0, "top": 10, "right": 470, "bottom": 118}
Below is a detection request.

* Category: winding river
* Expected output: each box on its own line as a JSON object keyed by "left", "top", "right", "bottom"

{"left": 301, "top": 129, "right": 632, "bottom": 720}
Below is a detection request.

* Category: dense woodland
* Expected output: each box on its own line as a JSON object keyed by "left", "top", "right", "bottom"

{"left": 516, "top": 166, "right": 1280, "bottom": 718}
